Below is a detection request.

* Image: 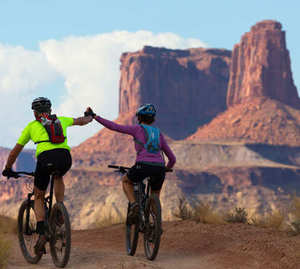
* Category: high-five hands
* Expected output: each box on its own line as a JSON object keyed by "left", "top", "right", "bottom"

{"left": 84, "top": 107, "right": 96, "bottom": 118}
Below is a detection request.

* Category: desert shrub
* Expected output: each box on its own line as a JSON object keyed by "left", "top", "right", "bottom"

{"left": 291, "top": 196, "right": 300, "bottom": 218}
{"left": 288, "top": 196, "right": 300, "bottom": 235}
{"left": 290, "top": 220, "right": 300, "bottom": 236}
{"left": 173, "top": 197, "right": 193, "bottom": 220}
{"left": 225, "top": 207, "right": 248, "bottom": 224}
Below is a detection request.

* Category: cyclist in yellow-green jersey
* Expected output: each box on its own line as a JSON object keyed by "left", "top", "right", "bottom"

{"left": 2, "top": 97, "right": 93, "bottom": 255}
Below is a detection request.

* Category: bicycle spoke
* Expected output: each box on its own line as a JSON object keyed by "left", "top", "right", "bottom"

{"left": 143, "top": 194, "right": 162, "bottom": 261}
{"left": 18, "top": 200, "right": 42, "bottom": 264}
{"left": 49, "top": 202, "right": 71, "bottom": 268}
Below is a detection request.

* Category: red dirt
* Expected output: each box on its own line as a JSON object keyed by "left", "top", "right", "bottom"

{"left": 6, "top": 220, "right": 300, "bottom": 269}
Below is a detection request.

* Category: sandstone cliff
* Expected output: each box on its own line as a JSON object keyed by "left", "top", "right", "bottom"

{"left": 227, "top": 20, "right": 299, "bottom": 108}
{"left": 119, "top": 46, "right": 231, "bottom": 139}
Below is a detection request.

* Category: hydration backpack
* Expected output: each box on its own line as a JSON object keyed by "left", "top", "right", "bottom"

{"left": 135, "top": 124, "right": 160, "bottom": 154}
{"left": 35, "top": 114, "right": 65, "bottom": 144}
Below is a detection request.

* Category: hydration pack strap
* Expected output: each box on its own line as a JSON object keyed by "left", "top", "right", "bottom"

{"left": 134, "top": 124, "right": 150, "bottom": 152}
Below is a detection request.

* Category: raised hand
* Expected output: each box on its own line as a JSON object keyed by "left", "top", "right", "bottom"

{"left": 84, "top": 107, "right": 96, "bottom": 118}
{"left": 2, "top": 168, "right": 18, "bottom": 179}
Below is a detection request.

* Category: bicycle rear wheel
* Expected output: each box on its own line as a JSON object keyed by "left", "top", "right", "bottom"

{"left": 143, "top": 193, "right": 162, "bottom": 260}
{"left": 49, "top": 202, "right": 71, "bottom": 268}
{"left": 125, "top": 203, "right": 139, "bottom": 256}
{"left": 18, "top": 200, "right": 42, "bottom": 264}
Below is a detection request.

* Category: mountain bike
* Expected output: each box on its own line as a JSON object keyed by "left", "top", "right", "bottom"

{"left": 108, "top": 164, "right": 172, "bottom": 260}
{"left": 9, "top": 167, "right": 71, "bottom": 268}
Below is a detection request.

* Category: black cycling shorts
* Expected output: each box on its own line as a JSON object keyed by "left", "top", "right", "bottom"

{"left": 127, "top": 162, "right": 166, "bottom": 191}
{"left": 34, "top": 148, "right": 72, "bottom": 191}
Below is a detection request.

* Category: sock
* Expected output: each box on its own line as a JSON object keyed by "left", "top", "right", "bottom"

{"left": 36, "top": 221, "right": 45, "bottom": 235}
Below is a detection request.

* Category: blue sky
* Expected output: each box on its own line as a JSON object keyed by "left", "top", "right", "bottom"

{"left": 0, "top": 0, "right": 299, "bottom": 148}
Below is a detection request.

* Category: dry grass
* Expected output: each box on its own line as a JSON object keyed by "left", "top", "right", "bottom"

{"left": 192, "top": 200, "right": 225, "bottom": 224}
{"left": 94, "top": 214, "right": 126, "bottom": 228}
{"left": 173, "top": 196, "right": 225, "bottom": 224}
{"left": 250, "top": 210, "right": 284, "bottom": 230}
{"left": 174, "top": 197, "right": 286, "bottom": 230}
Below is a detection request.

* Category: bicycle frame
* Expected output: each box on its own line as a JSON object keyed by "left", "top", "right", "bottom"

{"left": 24, "top": 173, "right": 55, "bottom": 236}
{"left": 108, "top": 164, "right": 172, "bottom": 260}
{"left": 107, "top": 164, "right": 171, "bottom": 227}
{"left": 134, "top": 179, "right": 151, "bottom": 232}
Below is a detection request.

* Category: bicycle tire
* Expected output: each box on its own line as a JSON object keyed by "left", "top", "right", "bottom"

{"left": 18, "top": 200, "right": 42, "bottom": 264}
{"left": 125, "top": 203, "right": 139, "bottom": 256}
{"left": 49, "top": 202, "right": 71, "bottom": 268}
{"left": 143, "top": 193, "right": 162, "bottom": 260}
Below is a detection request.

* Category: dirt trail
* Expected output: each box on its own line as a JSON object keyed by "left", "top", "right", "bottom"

{"left": 6, "top": 221, "right": 300, "bottom": 269}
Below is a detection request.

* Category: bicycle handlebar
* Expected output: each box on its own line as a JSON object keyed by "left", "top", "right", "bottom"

{"left": 5, "top": 171, "right": 35, "bottom": 179}
{"left": 108, "top": 165, "right": 173, "bottom": 173}
{"left": 108, "top": 165, "right": 130, "bottom": 170}
{"left": 16, "top": 171, "right": 35, "bottom": 176}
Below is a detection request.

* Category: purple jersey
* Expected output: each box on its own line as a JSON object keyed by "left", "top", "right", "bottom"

{"left": 95, "top": 116, "right": 176, "bottom": 168}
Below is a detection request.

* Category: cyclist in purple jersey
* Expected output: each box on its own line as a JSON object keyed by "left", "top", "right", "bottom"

{"left": 85, "top": 104, "right": 176, "bottom": 222}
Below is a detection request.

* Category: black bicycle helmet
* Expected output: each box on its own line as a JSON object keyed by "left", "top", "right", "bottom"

{"left": 136, "top": 104, "right": 156, "bottom": 117}
{"left": 31, "top": 97, "right": 52, "bottom": 113}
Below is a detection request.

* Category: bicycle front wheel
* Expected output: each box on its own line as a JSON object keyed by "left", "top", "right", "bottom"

{"left": 49, "top": 202, "right": 71, "bottom": 268}
{"left": 143, "top": 193, "right": 162, "bottom": 260}
{"left": 18, "top": 200, "right": 42, "bottom": 264}
{"left": 125, "top": 203, "right": 139, "bottom": 256}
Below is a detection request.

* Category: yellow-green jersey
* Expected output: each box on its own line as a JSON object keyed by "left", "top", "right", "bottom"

{"left": 17, "top": 117, "right": 74, "bottom": 157}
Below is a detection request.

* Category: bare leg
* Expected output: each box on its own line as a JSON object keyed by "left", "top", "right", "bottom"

{"left": 122, "top": 175, "right": 135, "bottom": 203}
{"left": 54, "top": 175, "right": 65, "bottom": 202}
{"left": 34, "top": 187, "right": 45, "bottom": 222}
{"left": 150, "top": 189, "right": 162, "bottom": 217}
{"left": 151, "top": 189, "right": 161, "bottom": 198}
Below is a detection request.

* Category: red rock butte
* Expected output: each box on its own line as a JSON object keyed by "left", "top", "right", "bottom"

{"left": 119, "top": 46, "right": 231, "bottom": 139}
{"left": 227, "top": 20, "right": 299, "bottom": 108}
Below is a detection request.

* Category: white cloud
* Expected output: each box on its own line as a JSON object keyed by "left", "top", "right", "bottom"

{"left": 0, "top": 31, "right": 207, "bottom": 148}
{"left": 0, "top": 44, "right": 59, "bottom": 148}
{"left": 0, "top": 44, "right": 57, "bottom": 94}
